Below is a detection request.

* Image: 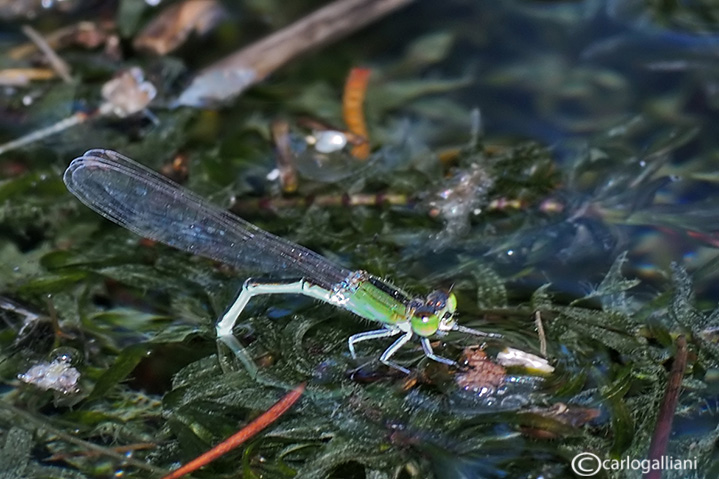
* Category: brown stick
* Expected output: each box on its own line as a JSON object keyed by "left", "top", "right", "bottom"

{"left": 159, "top": 383, "right": 305, "bottom": 479}
{"left": 21, "top": 25, "right": 73, "bottom": 83}
{"left": 643, "top": 335, "right": 688, "bottom": 479}
{"left": 176, "top": 0, "right": 414, "bottom": 106}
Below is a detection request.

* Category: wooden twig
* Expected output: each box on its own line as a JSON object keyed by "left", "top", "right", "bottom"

{"left": 176, "top": 0, "right": 415, "bottom": 106}
{"left": 10, "top": 21, "right": 114, "bottom": 60}
{"left": 0, "top": 68, "right": 155, "bottom": 156}
{"left": 21, "top": 25, "right": 72, "bottom": 83}
{"left": 230, "top": 192, "right": 411, "bottom": 215}
{"left": 134, "top": 0, "right": 226, "bottom": 55}
{"left": 0, "top": 68, "right": 55, "bottom": 86}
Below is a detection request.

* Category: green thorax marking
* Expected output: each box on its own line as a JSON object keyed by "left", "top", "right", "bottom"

{"left": 331, "top": 271, "right": 410, "bottom": 326}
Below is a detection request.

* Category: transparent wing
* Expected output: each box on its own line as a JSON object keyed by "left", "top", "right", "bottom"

{"left": 64, "top": 149, "right": 351, "bottom": 289}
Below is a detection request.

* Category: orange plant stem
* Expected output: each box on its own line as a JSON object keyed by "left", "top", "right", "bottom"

{"left": 342, "top": 67, "right": 372, "bottom": 159}
{"left": 159, "top": 383, "right": 306, "bottom": 479}
{"left": 644, "top": 337, "right": 687, "bottom": 479}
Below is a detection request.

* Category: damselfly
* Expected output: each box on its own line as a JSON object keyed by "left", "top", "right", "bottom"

{"left": 64, "top": 150, "right": 500, "bottom": 375}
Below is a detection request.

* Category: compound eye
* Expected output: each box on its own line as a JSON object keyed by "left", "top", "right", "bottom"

{"left": 411, "top": 313, "right": 439, "bottom": 337}
{"left": 446, "top": 293, "right": 457, "bottom": 313}
{"left": 426, "top": 291, "right": 448, "bottom": 309}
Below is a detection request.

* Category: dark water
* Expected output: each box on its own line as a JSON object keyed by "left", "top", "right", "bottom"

{"left": 420, "top": 1, "right": 719, "bottom": 300}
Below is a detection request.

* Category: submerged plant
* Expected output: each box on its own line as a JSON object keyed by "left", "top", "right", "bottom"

{"left": 2, "top": 1, "right": 719, "bottom": 478}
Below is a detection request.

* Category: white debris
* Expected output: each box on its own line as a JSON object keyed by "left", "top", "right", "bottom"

{"left": 19, "top": 359, "right": 81, "bottom": 395}
{"left": 496, "top": 347, "right": 555, "bottom": 374}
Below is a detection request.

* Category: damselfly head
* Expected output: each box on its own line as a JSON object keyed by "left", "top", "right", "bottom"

{"left": 409, "top": 290, "right": 457, "bottom": 337}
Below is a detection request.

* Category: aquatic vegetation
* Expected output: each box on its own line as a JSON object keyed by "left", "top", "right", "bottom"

{"left": 2, "top": 1, "right": 719, "bottom": 478}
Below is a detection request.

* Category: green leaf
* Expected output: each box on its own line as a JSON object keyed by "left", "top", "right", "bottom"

{"left": 86, "top": 344, "right": 152, "bottom": 401}
{"left": 601, "top": 367, "right": 634, "bottom": 456}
